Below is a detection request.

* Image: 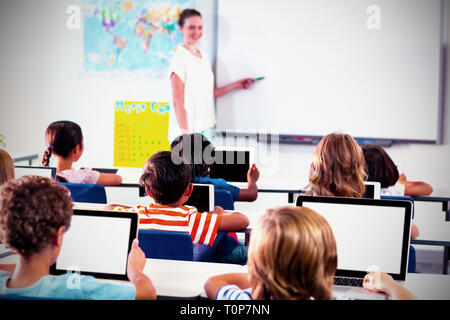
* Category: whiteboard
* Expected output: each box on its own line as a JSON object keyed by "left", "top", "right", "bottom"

{"left": 215, "top": 0, "right": 442, "bottom": 142}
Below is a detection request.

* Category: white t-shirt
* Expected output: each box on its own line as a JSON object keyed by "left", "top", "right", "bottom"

{"left": 168, "top": 45, "right": 215, "bottom": 141}
{"left": 381, "top": 182, "right": 405, "bottom": 196}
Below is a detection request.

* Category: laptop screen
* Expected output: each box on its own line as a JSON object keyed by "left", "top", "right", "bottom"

{"left": 185, "top": 183, "right": 214, "bottom": 212}
{"left": 14, "top": 166, "right": 56, "bottom": 179}
{"left": 50, "top": 210, "right": 138, "bottom": 280}
{"left": 296, "top": 196, "right": 411, "bottom": 280}
{"left": 209, "top": 150, "right": 250, "bottom": 182}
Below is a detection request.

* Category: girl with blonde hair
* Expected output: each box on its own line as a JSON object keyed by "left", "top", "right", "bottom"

{"left": 204, "top": 206, "right": 416, "bottom": 300}
{"left": 205, "top": 206, "right": 338, "bottom": 300}
{"left": 306, "top": 133, "right": 367, "bottom": 197}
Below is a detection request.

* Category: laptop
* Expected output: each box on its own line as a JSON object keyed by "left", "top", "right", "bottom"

{"left": 296, "top": 195, "right": 412, "bottom": 300}
{"left": 363, "top": 181, "right": 381, "bottom": 199}
{"left": 81, "top": 167, "right": 118, "bottom": 174}
{"left": 185, "top": 183, "right": 215, "bottom": 213}
{"left": 50, "top": 209, "right": 138, "bottom": 280}
{"left": 209, "top": 149, "right": 251, "bottom": 188}
{"left": 14, "top": 165, "right": 56, "bottom": 179}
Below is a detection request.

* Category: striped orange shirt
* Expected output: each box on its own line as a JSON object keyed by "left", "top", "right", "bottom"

{"left": 114, "top": 204, "right": 221, "bottom": 247}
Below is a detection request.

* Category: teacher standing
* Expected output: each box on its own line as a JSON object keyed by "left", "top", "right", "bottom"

{"left": 169, "top": 9, "right": 254, "bottom": 141}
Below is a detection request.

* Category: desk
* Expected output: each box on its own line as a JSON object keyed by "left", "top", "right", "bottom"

{"left": 143, "top": 258, "right": 247, "bottom": 299}
{"left": 404, "top": 273, "right": 450, "bottom": 300}
{"left": 2, "top": 246, "right": 449, "bottom": 299}
{"left": 413, "top": 196, "right": 450, "bottom": 221}
{"left": 142, "top": 259, "right": 450, "bottom": 300}
{"left": 413, "top": 196, "right": 450, "bottom": 274}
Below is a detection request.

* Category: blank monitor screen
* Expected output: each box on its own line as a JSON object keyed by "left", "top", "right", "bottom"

{"left": 296, "top": 196, "right": 411, "bottom": 280}
{"left": 51, "top": 210, "right": 138, "bottom": 280}
{"left": 14, "top": 166, "right": 56, "bottom": 179}
{"left": 210, "top": 150, "right": 250, "bottom": 182}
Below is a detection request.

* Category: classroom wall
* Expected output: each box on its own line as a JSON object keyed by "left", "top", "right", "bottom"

{"left": 0, "top": 0, "right": 449, "bottom": 195}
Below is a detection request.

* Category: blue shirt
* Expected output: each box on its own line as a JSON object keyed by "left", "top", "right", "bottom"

{"left": 193, "top": 176, "right": 240, "bottom": 202}
{"left": 0, "top": 271, "right": 136, "bottom": 300}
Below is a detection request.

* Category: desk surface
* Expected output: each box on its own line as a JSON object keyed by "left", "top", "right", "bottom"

{"left": 144, "top": 258, "right": 247, "bottom": 298}
{"left": 143, "top": 258, "right": 450, "bottom": 300}
{"left": 2, "top": 249, "right": 449, "bottom": 299}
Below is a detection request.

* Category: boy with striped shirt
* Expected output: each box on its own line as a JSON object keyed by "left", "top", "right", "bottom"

{"left": 111, "top": 151, "right": 249, "bottom": 247}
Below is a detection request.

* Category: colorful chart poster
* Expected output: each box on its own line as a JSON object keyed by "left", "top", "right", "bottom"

{"left": 114, "top": 100, "right": 170, "bottom": 167}
{"left": 83, "top": 0, "right": 194, "bottom": 77}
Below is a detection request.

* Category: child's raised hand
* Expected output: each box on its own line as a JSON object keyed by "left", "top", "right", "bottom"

{"left": 127, "top": 239, "right": 146, "bottom": 282}
{"left": 247, "top": 164, "right": 260, "bottom": 185}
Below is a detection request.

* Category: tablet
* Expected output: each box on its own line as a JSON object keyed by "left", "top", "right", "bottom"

{"left": 50, "top": 209, "right": 138, "bottom": 280}
{"left": 185, "top": 183, "right": 215, "bottom": 213}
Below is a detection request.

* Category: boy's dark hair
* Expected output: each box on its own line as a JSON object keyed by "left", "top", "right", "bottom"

{"left": 362, "top": 144, "right": 399, "bottom": 188}
{"left": 140, "top": 151, "right": 192, "bottom": 205}
{"left": 42, "top": 120, "right": 83, "bottom": 166}
{"left": 178, "top": 8, "right": 201, "bottom": 27}
{"left": 0, "top": 175, "right": 73, "bottom": 259}
{"left": 170, "top": 133, "right": 215, "bottom": 179}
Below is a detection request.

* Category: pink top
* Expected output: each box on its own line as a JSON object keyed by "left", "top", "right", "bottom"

{"left": 57, "top": 168, "right": 100, "bottom": 184}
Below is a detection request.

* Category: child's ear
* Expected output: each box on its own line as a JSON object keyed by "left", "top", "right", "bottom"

{"left": 184, "top": 183, "right": 193, "bottom": 198}
{"left": 146, "top": 188, "right": 155, "bottom": 200}
{"left": 55, "top": 226, "right": 66, "bottom": 248}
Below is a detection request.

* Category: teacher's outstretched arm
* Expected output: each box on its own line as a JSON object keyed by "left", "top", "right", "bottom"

{"left": 171, "top": 72, "right": 189, "bottom": 134}
{"left": 214, "top": 78, "right": 254, "bottom": 99}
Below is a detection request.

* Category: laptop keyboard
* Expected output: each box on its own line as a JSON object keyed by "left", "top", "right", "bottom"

{"left": 334, "top": 276, "right": 364, "bottom": 287}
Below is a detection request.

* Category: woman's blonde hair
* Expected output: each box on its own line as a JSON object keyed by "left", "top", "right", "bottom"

{"left": 0, "top": 149, "right": 15, "bottom": 185}
{"left": 306, "top": 133, "right": 367, "bottom": 197}
{"left": 248, "top": 206, "right": 337, "bottom": 300}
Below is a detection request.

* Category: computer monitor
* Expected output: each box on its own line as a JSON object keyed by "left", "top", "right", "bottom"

{"left": 14, "top": 166, "right": 56, "bottom": 179}
{"left": 296, "top": 195, "right": 412, "bottom": 281}
{"left": 363, "top": 181, "right": 381, "bottom": 199}
{"left": 209, "top": 150, "right": 250, "bottom": 183}
{"left": 50, "top": 209, "right": 138, "bottom": 280}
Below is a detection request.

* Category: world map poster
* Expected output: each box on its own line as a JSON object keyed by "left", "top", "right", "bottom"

{"left": 83, "top": 0, "right": 194, "bottom": 77}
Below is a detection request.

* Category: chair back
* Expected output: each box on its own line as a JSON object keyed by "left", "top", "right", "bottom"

{"left": 381, "top": 195, "right": 415, "bottom": 219}
{"left": 138, "top": 230, "right": 194, "bottom": 261}
{"left": 60, "top": 182, "right": 107, "bottom": 204}
{"left": 214, "top": 190, "right": 234, "bottom": 210}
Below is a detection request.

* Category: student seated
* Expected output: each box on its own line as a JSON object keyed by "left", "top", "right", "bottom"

{"left": 42, "top": 120, "right": 122, "bottom": 186}
{"left": 204, "top": 206, "right": 416, "bottom": 300}
{"left": 0, "top": 175, "right": 155, "bottom": 299}
{"left": 171, "top": 133, "right": 260, "bottom": 202}
{"left": 0, "top": 149, "right": 15, "bottom": 188}
{"left": 0, "top": 149, "right": 15, "bottom": 274}
{"left": 305, "top": 133, "right": 419, "bottom": 239}
{"left": 362, "top": 144, "right": 433, "bottom": 197}
{"left": 109, "top": 151, "right": 249, "bottom": 257}
{"left": 305, "top": 132, "right": 367, "bottom": 197}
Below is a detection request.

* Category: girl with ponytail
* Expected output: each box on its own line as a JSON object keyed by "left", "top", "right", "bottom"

{"left": 42, "top": 121, "right": 122, "bottom": 186}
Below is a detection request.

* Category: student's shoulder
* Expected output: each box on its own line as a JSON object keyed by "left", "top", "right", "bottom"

{"left": 217, "top": 285, "right": 252, "bottom": 300}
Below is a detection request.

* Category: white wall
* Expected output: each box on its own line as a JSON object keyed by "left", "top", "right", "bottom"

{"left": 1, "top": 0, "right": 449, "bottom": 195}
